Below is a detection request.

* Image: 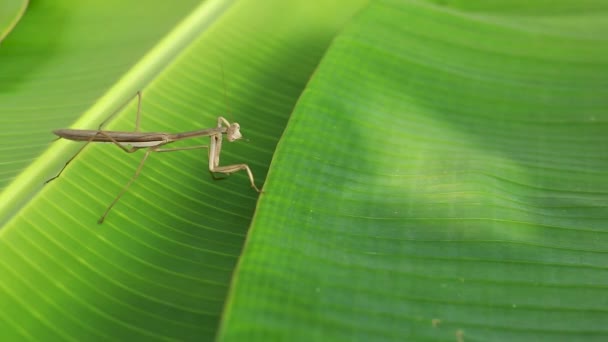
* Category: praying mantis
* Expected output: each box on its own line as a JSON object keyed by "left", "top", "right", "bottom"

{"left": 46, "top": 91, "right": 260, "bottom": 223}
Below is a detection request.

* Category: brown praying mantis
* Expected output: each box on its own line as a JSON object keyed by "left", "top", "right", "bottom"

{"left": 45, "top": 92, "right": 260, "bottom": 224}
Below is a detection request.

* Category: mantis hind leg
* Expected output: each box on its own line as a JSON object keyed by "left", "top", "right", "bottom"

{"left": 46, "top": 92, "right": 143, "bottom": 184}
{"left": 98, "top": 147, "right": 153, "bottom": 224}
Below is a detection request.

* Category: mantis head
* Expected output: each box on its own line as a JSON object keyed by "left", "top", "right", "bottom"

{"left": 226, "top": 122, "right": 242, "bottom": 142}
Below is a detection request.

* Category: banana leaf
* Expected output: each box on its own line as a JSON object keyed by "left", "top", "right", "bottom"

{"left": 1, "top": 0, "right": 607, "bottom": 341}
{"left": 220, "top": 0, "right": 608, "bottom": 341}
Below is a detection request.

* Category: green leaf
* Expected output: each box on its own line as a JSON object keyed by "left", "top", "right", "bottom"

{"left": 220, "top": 0, "right": 608, "bottom": 341}
{"left": 0, "top": 0, "right": 366, "bottom": 340}
{"left": 0, "top": 0, "right": 27, "bottom": 43}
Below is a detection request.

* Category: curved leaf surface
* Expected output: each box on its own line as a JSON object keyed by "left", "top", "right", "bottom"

{"left": 0, "top": 0, "right": 27, "bottom": 43}
{"left": 220, "top": 0, "right": 608, "bottom": 341}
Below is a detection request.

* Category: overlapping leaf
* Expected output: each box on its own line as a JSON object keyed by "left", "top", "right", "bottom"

{"left": 0, "top": 0, "right": 27, "bottom": 43}
{"left": 220, "top": 1, "right": 608, "bottom": 340}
